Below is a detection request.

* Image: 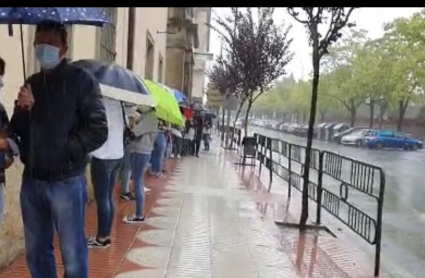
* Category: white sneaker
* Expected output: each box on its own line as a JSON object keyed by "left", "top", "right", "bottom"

{"left": 170, "top": 154, "right": 175, "bottom": 158}
{"left": 177, "top": 154, "right": 181, "bottom": 159}
{"left": 144, "top": 187, "right": 151, "bottom": 192}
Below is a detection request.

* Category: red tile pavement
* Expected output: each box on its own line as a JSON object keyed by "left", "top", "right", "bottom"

{"left": 228, "top": 149, "right": 393, "bottom": 278}
{"left": 0, "top": 159, "right": 178, "bottom": 278}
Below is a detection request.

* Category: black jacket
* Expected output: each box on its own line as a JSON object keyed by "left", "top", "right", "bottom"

{"left": 9, "top": 60, "right": 108, "bottom": 181}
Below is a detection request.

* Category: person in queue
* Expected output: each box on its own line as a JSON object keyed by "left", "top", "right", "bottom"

{"left": 203, "top": 119, "right": 212, "bottom": 151}
{"left": 0, "top": 21, "right": 108, "bottom": 278}
{"left": 150, "top": 119, "right": 167, "bottom": 178}
{"left": 193, "top": 113, "right": 204, "bottom": 157}
{"left": 88, "top": 98, "right": 127, "bottom": 248}
{"left": 123, "top": 108, "right": 158, "bottom": 223}
{"left": 0, "top": 57, "right": 16, "bottom": 235}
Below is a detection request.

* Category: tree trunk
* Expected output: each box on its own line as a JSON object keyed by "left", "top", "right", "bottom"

{"left": 300, "top": 32, "right": 320, "bottom": 231}
{"left": 320, "top": 111, "right": 326, "bottom": 122}
{"left": 378, "top": 112, "right": 384, "bottom": 129}
{"left": 220, "top": 106, "right": 225, "bottom": 142}
{"left": 397, "top": 99, "right": 409, "bottom": 132}
{"left": 368, "top": 101, "right": 375, "bottom": 128}
{"left": 225, "top": 108, "right": 232, "bottom": 147}
{"left": 230, "top": 101, "right": 245, "bottom": 147}
{"left": 243, "top": 100, "right": 253, "bottom": 138}
{"left": 378, "top": 100, "right": 388, "bottom": 130}
{"left": 349, "top": 109, "right": 356, "bottom": 127}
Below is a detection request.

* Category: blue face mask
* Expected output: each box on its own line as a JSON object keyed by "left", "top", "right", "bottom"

{"left": 35, "top": 44, "right": 61, "bottom": 69}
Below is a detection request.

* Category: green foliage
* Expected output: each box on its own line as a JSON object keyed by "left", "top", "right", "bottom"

{"left": 254, "top": 8, "right": 425, "bottom": 130}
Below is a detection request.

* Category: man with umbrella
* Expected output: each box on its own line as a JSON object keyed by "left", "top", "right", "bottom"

{"left": 0, "top": 21, "right": 108, "bottom": 278}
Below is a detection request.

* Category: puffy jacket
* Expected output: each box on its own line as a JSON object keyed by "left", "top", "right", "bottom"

{"left": 9, "top": 59, "right": 108, "bottom": 181}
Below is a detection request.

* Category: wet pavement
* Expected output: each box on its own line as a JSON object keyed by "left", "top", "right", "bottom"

{"left": 252, "top": 126, "right": 425, "bottom": 278}
{"left": 0, "top": 136, "right": 394, "bottom": 277}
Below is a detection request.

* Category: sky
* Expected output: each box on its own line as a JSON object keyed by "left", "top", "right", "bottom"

{"left": 207, "top": 8, "right": 422, "bottom": 82}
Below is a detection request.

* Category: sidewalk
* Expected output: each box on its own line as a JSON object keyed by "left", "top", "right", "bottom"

{"left": 0, "top": 138, "right": 387, "bottom": 277}
{"left": 0, "top": 160, "right": 178, "bottom": 278}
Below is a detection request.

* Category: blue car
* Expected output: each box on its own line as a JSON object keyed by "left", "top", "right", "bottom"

{"left": 364, "top": 130, "right": 423, "bottom": 151}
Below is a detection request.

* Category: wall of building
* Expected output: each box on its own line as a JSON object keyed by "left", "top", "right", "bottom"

{"left": 132, "top": 8, "right": 168, "bottom": 81}
{"left": 165, "top": 8, "right": 199, "bottom": 98}
{"left": 0, "top": 7, "right": 168, "bottom": 270}
{"left": 192, "top": 8, "right": 211, "bottom": 101}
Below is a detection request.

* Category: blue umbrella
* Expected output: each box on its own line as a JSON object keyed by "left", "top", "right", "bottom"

{"left": 159, "top": 84, "right": 188, "bottom": 105}
{"left": 72, "top": 59, "right": 154, "bottom": 107}
{"left": 172, "top": 89, "right": 188, "bottom": 103}
{"left": 0, "top": 7, "right": 109, "bottom": 26}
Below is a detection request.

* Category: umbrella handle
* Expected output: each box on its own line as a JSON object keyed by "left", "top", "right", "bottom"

{"left": 20, "top": 24, "right": 26, "bottom": 80}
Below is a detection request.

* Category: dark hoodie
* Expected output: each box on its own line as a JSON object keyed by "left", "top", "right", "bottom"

{"left": 9, "top": 59, "right": 108, "bottom": 181}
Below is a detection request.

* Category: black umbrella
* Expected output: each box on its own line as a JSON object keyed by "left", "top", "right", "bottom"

{"left": 190, "top": 102, "right": 207, "bottom": 111}
{"left": 201, "top": 110, "right": 217, "bottom": 119}
{"left": 72, "top": 59, "right": 154, "bottom": 107}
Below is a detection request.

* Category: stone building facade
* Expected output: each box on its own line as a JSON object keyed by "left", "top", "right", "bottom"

{"left": 0, "top": 7, "right": 168, "bottom": 269}
{"left": 164, "top": 8, "right": 199, "bottom": 99}
{"left": 191, "top": 8, "right": 212, "bottom": 103}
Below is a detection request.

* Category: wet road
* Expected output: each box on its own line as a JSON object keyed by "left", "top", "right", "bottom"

{"left": 251, "top": 126, "right": 425, "bottom": 278}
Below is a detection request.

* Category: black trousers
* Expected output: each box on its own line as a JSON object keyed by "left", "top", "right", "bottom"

{"left": 193, "top": 137, "right": 202, "bottom": 155}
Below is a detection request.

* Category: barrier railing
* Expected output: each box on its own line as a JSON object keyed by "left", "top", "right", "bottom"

{"left": 230, "top": 128, "right": 386, "bottom": 277}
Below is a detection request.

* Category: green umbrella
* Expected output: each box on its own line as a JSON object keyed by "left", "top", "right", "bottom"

{"left": 142, "top": 78, "right": 185, "bottom": 127}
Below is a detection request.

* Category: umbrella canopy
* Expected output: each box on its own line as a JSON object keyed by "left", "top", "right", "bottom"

{"left": 172, "top": 89, "right": 187, "bottom": 103}
{"left": 157, "top": 83, "right": 189, "bottom": 107}
{"left": 0, "top": 7, "right": 109, "bottom": 26}
{"left": 142, "top": 79, "right": 185, "bottom": 127}
{"left": 201, "top": 110, "right": 217, "bottom": 119}
{"left": 170, "top": 128, "right": 183, "bottom": 138}
{"left": 190, "top": 102, "right": 207, "bottom": 111}
{"left": 72, "top": 59, "right": 154, "bottom": 107}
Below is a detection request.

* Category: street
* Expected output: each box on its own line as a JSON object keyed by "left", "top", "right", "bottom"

{"left": 252, "top": 126, "right": 425, "bottom": 278}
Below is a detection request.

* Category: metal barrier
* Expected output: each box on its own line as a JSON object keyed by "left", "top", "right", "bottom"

{"left": 231, "top": 128, "right": 385, "bottom": 277}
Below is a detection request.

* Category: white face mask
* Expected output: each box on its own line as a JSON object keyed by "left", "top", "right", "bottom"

{"left": 0, "top": 75, "right": 4, "bottom": 91}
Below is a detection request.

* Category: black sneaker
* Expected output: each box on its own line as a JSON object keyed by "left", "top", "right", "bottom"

{"left": 87, "top": 237, "right": 111, "bottom": 248}
{"left": 120, "top": 192, "right": 135, "bottom": 201}
{"left": 123, "top": 215, "right": 145, "bottom": 224}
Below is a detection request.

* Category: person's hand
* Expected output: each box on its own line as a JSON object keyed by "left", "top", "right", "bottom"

{"left": 0, "top": 137, "right": 9, "bottom": 151}
{"left": 18, "top": 84, "right": 34, "bottom": 110}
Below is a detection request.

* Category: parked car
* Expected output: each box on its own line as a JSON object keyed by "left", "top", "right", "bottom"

{"left": 332, "top": 123, "right": 350, "bottom": 138}
{"left": 333, "top": 126, "right": 368, "bottom": 143}
{"left": 293, "top": 124, "right": 308, "bottom": 136}
{"left": 317, "top": 123, "right": 328, "bottom": 140}
{"left": 341, "top": 129, "right": 371, "bottom": 147}
{"left": 281, "top": 123, "right": 292, "bottom": 132}
{"left": 287, "top": 123, "right": 300, "bottom": 133}
{"left": 364, "top": 130, "right": 423, "bottom": 151}
{"left": 324, "top": 123, "right": 338, "bottom": 142}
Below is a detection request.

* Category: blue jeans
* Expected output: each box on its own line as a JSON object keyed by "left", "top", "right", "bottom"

{"left": 151, "top": 133, "right": 166, "bottom": 173}
{"left": 203, "top": 134, "right": 210, "bottom": 150}
{"left": 131, "top": 153, "right": 151, "bottom": 217}
{"left": 120, "top": 147, "right": 131, "bottom": 194}
{"left": 172, "top": 136, "right": 182, "bottom": 156}
{"left": 91, "top": 157, "right": 122, "bottom": 238}
{"left": 20, "top": 175, "right": 88, "bottom": 278}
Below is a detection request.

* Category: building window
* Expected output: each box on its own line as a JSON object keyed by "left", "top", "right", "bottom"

{"left": 145, "top": 32, "right": 155, "bottom": 80}
{"left": 98, "top": 8, "right": 117, "bottom": 62}
{"left": 157, "top": 55, "right": 164, "bottom": 83}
